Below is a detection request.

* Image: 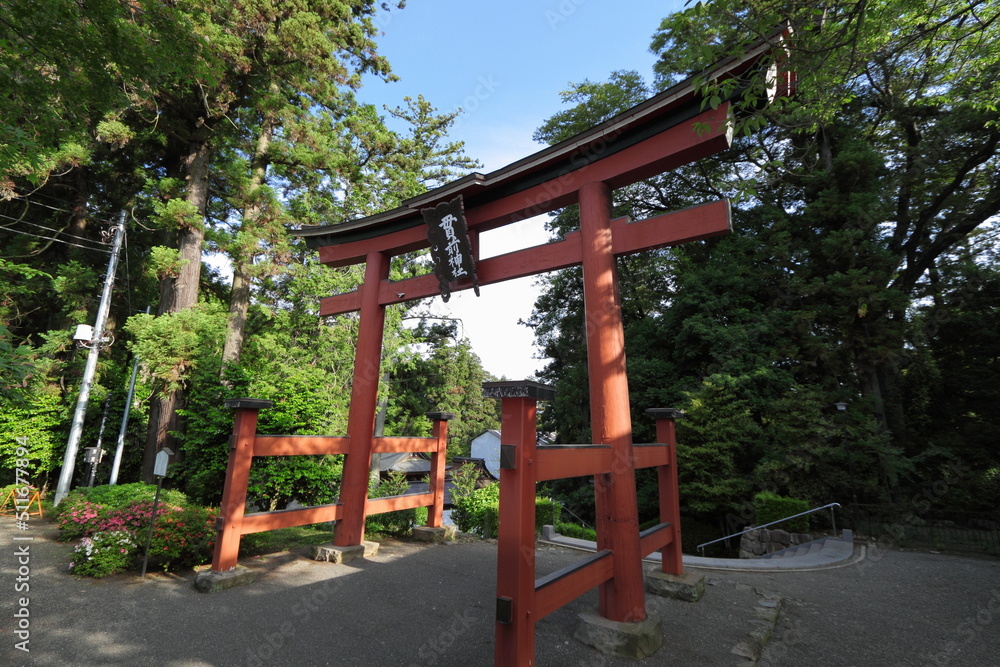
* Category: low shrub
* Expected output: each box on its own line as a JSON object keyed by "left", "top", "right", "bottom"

{"left": 56, "top": 484, "right": 216, "bottom": 576}
{"left": 555, "top": 522, "right": 597, "bottom": 541}
{"left": 452, "top": 484, "right": 561, "bottom": 538}
{"left": 754, "top": 491, "right": 810, "bottom": 532}
{"left": 452, "top": 483, "right": 500, "bottom": 537}
{"left": 365, "top": 471, "right": 422, "bottom": 537}
{"left": 69, "top": 530, "right": 137, "bottom": 578}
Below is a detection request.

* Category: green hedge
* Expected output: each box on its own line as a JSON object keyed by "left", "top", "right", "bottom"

{"left": 754, "top": 491, "right": 810, "bottom": 532}
{"left": 451, "top": 483, "right": 562, "bottom": 537}
{"left": 555, "top": 522, "right": 597, "bottom": 541}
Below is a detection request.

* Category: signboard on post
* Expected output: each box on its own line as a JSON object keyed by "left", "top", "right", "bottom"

{"left": 422, "top": 195, "right": 479, "bottom": 302}
{"left": 153, "top": 448, "right": 171, "bottom": 478}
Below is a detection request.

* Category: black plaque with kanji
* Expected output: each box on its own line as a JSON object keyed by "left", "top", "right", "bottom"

{"left": 422, "top": 195, "right": 480, "bottom": 302}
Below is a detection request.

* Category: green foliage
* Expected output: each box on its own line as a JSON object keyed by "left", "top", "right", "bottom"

{"left": 74, "top": 482, "right": 189, "bottom": 509}
{"left": 555, "top": 522, "right": 597, "bottom": 542}
{"left": 452, "top": 483, "right": 500, "bottom": 537}
{"left": 449, "top": 462, "right": 481, "bottom": 501}
{"left": 125, "top": 303, "right": 228, "bottom": 394}
{"left": 451, "top": 483, "right": 560, "bottom": 538}
{"left": 54, "top": 485, "right": 216, "bottom": 575}
{"left": 365, "top": 471, "right": 421, "bottom": 537}
{"left": 386, "top": 323, "right": 500, "bottom": 458}
{"left": 675, "top": 374, "right": 756, "bottom": 516}
{"left": 0, "top": 389, "right": 65, "bottom": 487}
{"left": 753, "top": 491, "right": 810, "bottom": 533}
{"left": 535, "top": 496, "right": 562, "bottom": 529}
{"left": 69, "top": 530, "right": 137, "bottom": 578}
{"left": 248, "top": 456, "right": 342, "bottom": 513}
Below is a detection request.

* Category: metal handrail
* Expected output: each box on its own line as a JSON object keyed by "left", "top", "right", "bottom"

{"left": 696, "top": 502, "right": 842, "bottom": 556}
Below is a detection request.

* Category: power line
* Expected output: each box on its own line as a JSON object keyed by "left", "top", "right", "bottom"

{"left": 0, "top": 226, "right": 111, "bottom": 254}
{"left": 0, "top": 214, "right": 112, "bottom": 250}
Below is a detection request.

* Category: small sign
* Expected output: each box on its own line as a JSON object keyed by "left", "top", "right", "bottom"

{"left": 153, "top": 448, "right": 173, "bottom": 478}
{"left": 422, "top": 195, "right": 480, "bottom": 302}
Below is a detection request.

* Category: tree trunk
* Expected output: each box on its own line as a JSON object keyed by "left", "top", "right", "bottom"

{"left": 142, "top": 139, "right": 211, "bottom": 482}
{"left": 220, "top": 119, "right": 274, "bottom": 373}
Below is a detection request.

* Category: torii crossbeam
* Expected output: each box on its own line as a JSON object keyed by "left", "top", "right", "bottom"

{"left": 294, "top": 33, "right": 792, "bottom": 663}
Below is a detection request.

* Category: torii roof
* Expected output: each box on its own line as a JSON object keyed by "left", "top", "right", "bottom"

{"left": 294, "top": 30, "right": 791, "bottom": 254}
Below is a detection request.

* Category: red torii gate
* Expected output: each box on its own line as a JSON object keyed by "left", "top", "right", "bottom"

{"left": 208, "top": 31, "right": 791, "bottom": 665}
{"left": 297, "top": 37, "right": 788, "bottom": 661}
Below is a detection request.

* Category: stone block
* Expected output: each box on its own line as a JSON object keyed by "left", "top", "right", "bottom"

{"left": 646, "top": 569, "right": 705, "bottom": 602}
{"left": 311, "top": 543, "right": 366, "bottom": 564}
{"left": 574, "top": 611, "right": 663, "bottom": 660}
{"left": 770, "top": 529, "right": 791, "bottom": 546}
{"left": 194, "top": 565, "right": 256, "bottom": 593}
{"left": 412, "top": 525, "right": 456, "bottom": 543}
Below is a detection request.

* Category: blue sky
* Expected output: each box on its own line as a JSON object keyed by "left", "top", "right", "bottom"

{"left": 357, "top": 1, "right": 686, "bottom": 379}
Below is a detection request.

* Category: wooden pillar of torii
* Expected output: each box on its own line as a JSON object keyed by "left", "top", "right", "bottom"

{"left": 297, "top": 35, "right": 791, "bottom": 658}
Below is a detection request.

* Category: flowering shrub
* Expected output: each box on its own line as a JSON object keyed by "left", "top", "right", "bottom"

{"left": 55, "top": 497, "right": 106, "bottom": 540}
{"left": 70, "top": 530, "right": 137, "bottom": 578}
{"left": 146, "top": 504, "right": 216, "bottom": 571}
{"left": 56, "top": 485, "right": 217, "bottom": 576}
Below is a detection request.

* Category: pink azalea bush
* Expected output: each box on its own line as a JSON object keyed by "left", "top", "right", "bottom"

{"left": 56, "top": 486, "right": 217, "bottom": 576}
{"left": 69, "top": 530, "right": 137, "bottom": 578}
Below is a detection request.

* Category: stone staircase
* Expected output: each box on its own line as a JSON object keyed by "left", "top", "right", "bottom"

{"left": 539, "top": 526, "right": 860, "bottom": 571}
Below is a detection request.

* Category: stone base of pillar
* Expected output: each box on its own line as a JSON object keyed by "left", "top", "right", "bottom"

{"left": 574, "top": 611, "right": 663, "bottom": 659}
{"left": 194, "top": 565, "right": 256, "bottom": 593}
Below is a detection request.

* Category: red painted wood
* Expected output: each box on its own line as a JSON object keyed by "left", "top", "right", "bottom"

{"left": 495, "top": 396, "right": 539, "bottom": 667}
{"left": 317, "top": 289, "right": 362, "bottom": 317}
{"left": 318, "top": 224, "right": 426, "bottom": 268}
{"left": 632, "top": 444, "right": 670, "bottom": 469}
{"left": 602, "top": 103, "right": 733, "bottom": 189}
{"left": 322, "top": 233, "right": 584, "bottom": 316}
{"left": 240, "top": 503, "right": 342, "bottom": 534}
{"left": 212, "top": 407, "right": 260, "bottom": 571}
{"left": 365, "top": 493, "right": 433, "bottom": 515}
{"left": 428, "top": 418, "right": 448, "bottom": 527}
{"left": 654, "top": 418, "right": 684, "bottom": 575}
{"left": 534, "top": 551, "right": 615, "bottom": 621}
{"left": 371, "top": 436, "right": 438, "bottom": 453}
{"left": 320, "top": 199, "right": 730, "bottom": 317}
{"left": 335, "top": 251, "right": 390, "bottom": 547}
{"left": 534, "top": 446, "right": 611, "bottom": 482}
{"left": 252, "top": 435, "right": 350, "bottom": 456}
{"left": 611, "top": 199, "right": 731, "bottom": 256}
{"left": 638, "top": 523, "right": 675, "bottom": 558}
{"left": 579, "top": 180, "right": 647, "bottom": 623}
{"left": 316, "top": 106, "right": 732, "bottom": 270}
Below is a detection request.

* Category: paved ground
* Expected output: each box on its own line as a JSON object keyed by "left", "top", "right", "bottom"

{"left": 2, "top": 519, "right": 998, "bottom": 666}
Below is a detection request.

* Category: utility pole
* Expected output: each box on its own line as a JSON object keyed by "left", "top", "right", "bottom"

{"left": 54, "top": 211, "right": 127, "bottom": 505}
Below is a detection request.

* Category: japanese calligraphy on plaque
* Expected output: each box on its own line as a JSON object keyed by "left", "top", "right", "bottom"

{"left": 422, "top": 195, "right": 480, "bottom": 302}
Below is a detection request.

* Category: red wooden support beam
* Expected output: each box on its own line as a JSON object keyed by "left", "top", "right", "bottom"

{"left": 371, "top": 436, "right": 438, "bottom": 453}
{"left": 212, "top": 398, "right": 272, "bottom": 572}
{"left": 647, "top": 408, "right": 685, "bottom": 575}
{"left": 534, "top": 550, "right": 615, "bottom": 621}
{"left": 610, "top": 199, "right": 731, "bottom": 256}
{"left": 366, "top": 493, "right": 434, "bottom": 515}
{"left": 319, "top": 199, "right": 730, "bottom": 317}
{"left": 252, "top": 435, "right": 350, "bottom": 456}
{"left": 638, "top": 522, "right": 675, "bottom": 559}
{"left": 534, "top": 445, "right": 611, "bottom": 482}
{"left": 426, "top": 412, "right": 454, "bottom": 528}
{"left": 240, "top": 503, "right": 342, "bottom": 534}
{"left": 632, "top": 443, "right": 671, "bottom": 469}
{"left": 336, "top": 251, "right": 390, "bottom": 547}
{"left": 580, "top": 181, "right": 646, "bottom": 623}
